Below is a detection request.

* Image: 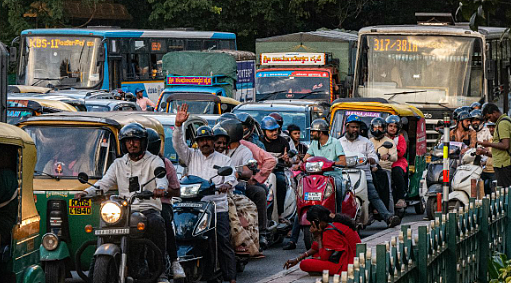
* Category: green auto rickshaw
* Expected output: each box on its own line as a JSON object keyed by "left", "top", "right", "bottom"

{"left": 0, "top": 122, "right": 45, "bottom": 283}
{"left": 17, "top": 112, "right": 164, "bottom": 283}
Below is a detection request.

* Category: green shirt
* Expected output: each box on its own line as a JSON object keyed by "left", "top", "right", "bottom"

{"left": 492, "top": 114, "right": 511, "bottom": 168}
{"left": 307, "top": 136, "right": 345, "bottom": 161}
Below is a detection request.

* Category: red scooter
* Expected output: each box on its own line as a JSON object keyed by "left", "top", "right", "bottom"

{"left": 295, "top": 156, "right": 359, "bottom": 249}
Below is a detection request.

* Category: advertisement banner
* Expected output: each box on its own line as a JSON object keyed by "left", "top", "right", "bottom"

{"left": 236, "top": 60, "right": 255, "bottom": 102}
{"left": 166, "top": 76, "right": 212, "bottom": 86}
{"left": 260, "top": 53, "right": 326, "bottom": 66}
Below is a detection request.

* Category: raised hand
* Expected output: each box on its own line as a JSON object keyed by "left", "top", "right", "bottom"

{"left": 175, "top": 104, "right": 189, "bottom": 127}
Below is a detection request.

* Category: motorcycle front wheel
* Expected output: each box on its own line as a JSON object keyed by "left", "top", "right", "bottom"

{"left": 93, "top": 255, "right": 118, "bottom": 283}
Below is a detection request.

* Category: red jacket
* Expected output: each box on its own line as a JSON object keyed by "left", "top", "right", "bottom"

{"left": 391, "top": 134, "right": 408, "bottom": 171}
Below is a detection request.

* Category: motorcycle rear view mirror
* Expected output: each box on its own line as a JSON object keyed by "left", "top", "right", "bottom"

{"left": 246, "top": 159, "right": 258, "bottom": 169}
{"left": 381, "top": 141, "right": 393, "bottom": 149}
{"left": 78, "top": 172, "right": 89, "bottom": 184}
{"left": 217, "top": 166, "right": 233, "bottom": 176}
{"left": 288, "top": 149, "right": 298, "bottom": 159}
{"left": 154, "top": 167, "right": 167, "bottom": 179}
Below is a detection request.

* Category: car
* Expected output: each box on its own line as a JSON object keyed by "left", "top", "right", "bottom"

{"left": 84, "top": 99, "right": 141, "bottom": 112}
{"left": 232, "top": 99, "right": 330, "bottom": 144}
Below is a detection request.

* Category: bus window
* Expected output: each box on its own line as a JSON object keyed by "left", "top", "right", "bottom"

{"left": 219, "top": 40, "right": 234, "bottom": 50}
{"left": 186, "top": 40, "right": 203, "bottom": 50}
{"left": 131, "top": 39, "right": 148, "bottom": 53}
{"left": 128, "top": 53, "right": 150, "bottom": 79}
{"left": 204, "top": 40, "right": 217, "bottom": 50}
{"left": 168, "top": 39, "right": 184, "bottom": 51}
{"left": 150, "top": 54, "right": 164, "bottom": 79}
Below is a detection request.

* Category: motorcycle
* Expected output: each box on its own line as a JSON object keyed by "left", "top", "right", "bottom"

{"left": 295, "top": 156, "right": 359, "bottom": 249}
{"left": 448, "top": 148, "right": 483, "bottom": 210}
{"left": 75, "top": 167, "right": 168, "bottom": 283}
{"left": 172, "top": 165, "right": 248, "bottom": 282}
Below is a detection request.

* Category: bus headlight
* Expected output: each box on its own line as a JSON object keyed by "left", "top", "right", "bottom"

{"left": 101, "top": 202, "right": 122, "bottom": 224}
{"left": 42, "top": 233, "right": 59, "bottom": 251}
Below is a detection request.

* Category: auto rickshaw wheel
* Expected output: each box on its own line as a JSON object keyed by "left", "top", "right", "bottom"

{"left": 414, "top": 198, "right": 426, "bottom": 215}
{"left": 93, "top": 255, "right": 118, "bottom": 283}
{"left": 45, "top": 261, "right": 65, "bottom": 283}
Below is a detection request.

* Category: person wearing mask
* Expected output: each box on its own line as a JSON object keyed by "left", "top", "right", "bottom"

{"left": 235, "top": 112, "right": 266, "bottom": 150}
{"left": 450, "top": 111, "right": 477, "bottom": 150}
{"left": 215, "top": 119, "right": 270, "bottom": 249}
{"left": 173, "top": 104, "right": 238, "bottom": 283}
{"left": 470, "top": 109, "right": 492, "bottom": 143}
{"left": 74, "top": 123, "right": 170, "bottom": 283}
{"left": 287, "top": 124, "right": 308, "bottom": 161}
{"left": 385, "top": 115, "right": 409, "bottom": 209}
{"left": 135, "top": 88, "right": 156, "bottom": 111}
{"left": 283, "top": 205, "right": 361, "bottom": 275}
{"left": 146, "top": 128, "right": 186, "bottom": 279}
{"left": 481, "top": 103, "right": 511, "bottom": 188}
{"left": 339, "top": 115, "right": 400, "bottom": 227}
{"left": 261, "top": 116, "right": 291, "bottom": 223}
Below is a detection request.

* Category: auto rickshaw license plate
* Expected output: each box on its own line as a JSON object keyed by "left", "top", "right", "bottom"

{"left": 69, "top": 199, "right": 92, "bottom": 215}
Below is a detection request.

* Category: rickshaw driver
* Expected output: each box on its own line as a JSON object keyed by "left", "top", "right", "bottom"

{"left": 43, "top": 138, "right": 91, "bottom": 176}
{"left": 0, "top": 145, "right": 18, "bottom": 247}
{"left": 75, "top": 123, "right": 170, "bottom": 283}
{"left": 339, "top": 115, "right": 401, "bottom": 228}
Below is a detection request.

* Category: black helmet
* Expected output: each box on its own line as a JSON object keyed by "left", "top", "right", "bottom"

{"left": 195, "top": 125, "right": 215, "bottom": 140}
{"left": 119, "top": 123, "right": 148, "bottom": 154}
{"left": 370, "top": 117, "right": 386, "bottom": 139}
{"left": 470, "top": 102, "right": 481, "bottom": 110}
{"left": 470, "top": 109, "right": 483, "bottom": 121}
{"left": 213, "top": 125, "right": 230, "bottom": 144}
{"left": 219, "top": 119, "right": 244, "bottom": 143}
{"left": 124, "top": 92, "right": 136, "bottom": 102}
{"left": 460, "top": 106, "right": 471, "bottom": 113}
{"left": 309, "top": 119, "right": 329, "bottom": 132}
{"left": 269, "top": 112, "right": 283, "bottom": 128}
{"left": 236, "top": 112, "right": 257, "bottom": 138}
{"left": 458, "top": 111, "right": 471, "bottom": 121}
{"left": 147, "top": 128, "right": 161, "bottom": 156}
{"left": 215, "top": 113, "right": 238, "bottom": 125}
{"left": 452, "top": 107, "right": 463, "bottom": 121}
{"left": 385, "top": 115, "right": 402, "bottom": 130}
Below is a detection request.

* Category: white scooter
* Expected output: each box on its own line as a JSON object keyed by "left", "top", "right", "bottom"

{"left": 448, "top": 148, "right": 483, "bottom": 210}
{"left": 341, "top": 151, "right": 370, "bottom": 230}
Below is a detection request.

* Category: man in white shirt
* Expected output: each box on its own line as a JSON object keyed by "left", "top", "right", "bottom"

{"left": 339, "top": 114, "right": 400, "bottom": 228}
{"left": 173, "top": 104, "right": 238, "bottom": 283}
{"left": 470, "top": 109, "right": 492, "bottom": 142}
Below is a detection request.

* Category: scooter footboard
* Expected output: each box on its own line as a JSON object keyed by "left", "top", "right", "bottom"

{"left": 448, "top": 191, "right": 470, "bottom": 208}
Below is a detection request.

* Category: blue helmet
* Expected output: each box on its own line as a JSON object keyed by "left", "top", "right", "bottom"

{"left": 135, "top": 88, "right": 144, "bottom": 94}
{"left": 261, "top": 116, "right": 280, "bottom": 130}
{"left": 345, "top": 114, "right": 362, "bottom": 125}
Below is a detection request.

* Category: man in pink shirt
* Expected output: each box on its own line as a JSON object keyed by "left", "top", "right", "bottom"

{"left": 135, "top": 88, "right": 156, "bottom": 111}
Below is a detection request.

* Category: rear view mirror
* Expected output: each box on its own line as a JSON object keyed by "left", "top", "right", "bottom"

{"left": 288, "top": 149, "right": 298, "bottom": 158}
{"left": 154, "top": 167, "right": 167, "bottom": 179}
{"left": 246, "top": 159, "right": 258, "bottom": 169}
{"left": 217, "top": 166, "right": 233, "bottom": 176}
{"left": 9, "top": 47, "right": 17, "bottom": 62}
{"left": 382, "top": 141, "right": 393, "bottom": 149}
{"left": 78, "top": 172, "right": 89, "bottom": 184}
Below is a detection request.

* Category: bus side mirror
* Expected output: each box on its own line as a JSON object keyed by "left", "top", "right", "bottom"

{"left": 97, "top": 46, "right": 105, "bottom": 64}
{"left": 9, "top": 47, "right": 17, "bottom": 63}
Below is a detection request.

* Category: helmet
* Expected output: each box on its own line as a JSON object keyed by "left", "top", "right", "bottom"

{"left": 345, "top": 114, "right": 362, "bottom": 125}
{"left": 125, "top": 92, "right": 136, "bottom": 102}
{"left": 309, "top": 119, "right": 329, "bottom": 132}
{"left": 147, "top": 128, "right": 161, "bottom": 156}
{"left": 470, "top": 102, "right": 481, "bottom": 110}
{"left": 215, "top": 113, "right": 238, "bottom": 125}
{"left": 470, "top": 109, "right": 483, "bottom": 121}
{"left": 269, "top": 112, "right": 283, "bottom": 128}
{"left": 370, "top": 117, "right": 386, "bottom": 139}
{"left": 452, "top": 107, "right": 464, "bottom": 121}
{"left": 195, "top": 126, "right": 215, "bottom": 140}
{"left": 487, "top": 121, "right": 496, "bottom": 127}
{"left": 385, "top": 115, "right": 402, "bottom": 130}
{"left": 213, "top": 125, "right": 230, "bottom": 144}
{"left": 119, "top": 123, "right": 148, "bottom": 154}
{"left": 113, "top": 92, "right": 122, "bottom": 100}
{"left": 460, "top": 106, "right": 472, "bottom": 113}
{"left": 261, "top": 116, "right": 280, "bottom": 130}
{"left": 219, "top": 119, "right": 244, "bottom": 143}
{"left": 458, "top": 111, "right": 471, "bottom": 121}
{"left": 235, "top": 112, "right": 257, "bottom": 138}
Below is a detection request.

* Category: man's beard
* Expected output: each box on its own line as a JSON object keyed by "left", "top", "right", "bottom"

{"left": 128, "top": 150, "right": 144, "bottom": 160}
{"left": 472, "top": 123, "right": 480, "bottom": 131}
{"left": 345, "top": 131, "right": 358, "bottom": 141}
{"left": 200, "top": 144, "right": 213, "bottom": 155}
{"left": 462, "top": 124, "right": 470, "bottom": 131}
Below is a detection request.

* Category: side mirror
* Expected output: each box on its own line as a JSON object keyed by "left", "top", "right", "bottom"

{"left": 288, "top": 149, "right": 298, "bottom": 158}
{"left": 246, "top": 159, "right": 258, "bottom": 169}
{"left": 9, "top": 47, "right": 17, "bottom": 63}
{"left": 382, "top": 141, "right": 394, "bottom": 149}
{"left": 217, "top": 166, "right": 233, "bottom": 177}
{"left": 97, "top": 46, "right": 105, "bottom": 63}
{"left": 78, "top": 172, "right": 89, "bottom": 184}
{"left": 154, "top": 167, "right": 167, "bottom": 179}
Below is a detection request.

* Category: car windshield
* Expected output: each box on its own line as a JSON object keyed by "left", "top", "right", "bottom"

{"left": 19, "top": 35, "right": 103, "bottom": 89}
{"left": 86, "top": 105, "right": 110, "bottom": 112}
{"left": 23, "top": 126, "right": 115, "bottom": 178}
{"left": 354, "top": 35, "right": 483, "bottom": 108}
{"left": 233, "top": 109, "right": 309, "bottom": 141}
{"left": 168, "top": 100, "right": 216, "bottom": 114}
{"left": 330, "top": 110, "right": 391, "bottom": 139}
{"left": 256, "top": 70, "right": 330, "bottom": 101}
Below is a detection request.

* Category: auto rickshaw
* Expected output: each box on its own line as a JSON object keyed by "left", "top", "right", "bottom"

{"left": 7, "top": 98, "right": 77, "bottom": 124}
{"left": 329, "top": 98, "right": 427, "bottom": 216}
{"left": 17, "top": 112, "right": 164, "bottom": 283}
{"left": 0, "top": 122, "right": 45, "bottom": 283}
{"left": 156, "top": 92, "right": 240, "bottom": 114}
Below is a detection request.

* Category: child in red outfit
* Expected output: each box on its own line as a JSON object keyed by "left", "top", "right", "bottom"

{"left": 283, "top": 205, "right": 361, "bottom": 275}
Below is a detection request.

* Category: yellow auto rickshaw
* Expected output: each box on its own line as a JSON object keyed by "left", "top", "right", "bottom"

{"left": 7, "top": 98, "right": 77, "bottom": 124}
{"left": 17, "top": 112, "right": 164, "bottom": 283}
{"left": 0, "top": 123, "right": 45, "bottom": 283}
{"left": 329, "top": 99, "right": 427, "bottom": 215}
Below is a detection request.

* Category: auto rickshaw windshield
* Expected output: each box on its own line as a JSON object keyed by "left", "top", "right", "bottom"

{"left": 24, "top": 126, "right": 115, "bottom": 178}
{"left": 330, "top": 110, "right": 391, "bottom": 138}
{"left": 168, "top": 100, "right": 216, "bottom": 114}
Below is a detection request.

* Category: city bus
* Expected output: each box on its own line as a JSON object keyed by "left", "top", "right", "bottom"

{"left": 351, "top": 23, "right": 510, "bottom": 146}
{"left": 16, "top": 28, "right": 237, "bottom": 102}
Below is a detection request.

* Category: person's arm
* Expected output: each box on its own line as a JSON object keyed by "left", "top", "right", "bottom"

{"left": 240, "top": 140, "right": 276, "bottom": 183}
{"left": 482, "top": 121, "right": 511, "bottom": 151}
{"left": 366, "top": 140, "right": 379, "bottom": 165}
{"left": 146, "top": 98, "right": 156, "bottom": 107}
{"left": 165, "top": 159, "right": 181, "bottom": 190}
{"left": 388, "top": 142, "right": 398, "bottom": 162}
{"left": 78, "top": 160, "right": 118, "bottom": 198}
{"left": 172, "top": 104, "right": 192, "bottom": 165}
{"left": 469, "top": 130, "right": 477, "bottom": 148}
{"left": 396, "top": 135, "right": 407, "bottom": 158}
{"left": 334, "top": 139, "right": 346, "bottom": 166}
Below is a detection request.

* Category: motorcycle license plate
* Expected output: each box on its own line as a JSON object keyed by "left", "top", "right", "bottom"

{"left": 69, "top": 199, "right": 92, "bottom": 215}
{"left": 305, "top": 192, "right": 322, "bottom": 201}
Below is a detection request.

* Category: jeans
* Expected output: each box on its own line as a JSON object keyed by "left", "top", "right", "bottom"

{"left": 367, "top": 180, "right": 393, "bottom": 222}
{"left": 391, "top": 167, "right": 407, "bottom": 201}
{"left": 245, "top": 183, "right": 268, "bottom": 233}
{"left": 275, "top": 170, "right": 288, "bottom": 215}
{"left": 495, "top": 166, "right": 511, "bottom": 188}
{"left": 217, "top": 212, "right": 236, "bottom": 281}
{"left": 481, "top": 171, "right": 495, "bottom": 195}
{"left": 161, "top": 203, "right": 178, "bottom": 261}
{"left": 289, "top": 214, "right": 300, "bottom": 244}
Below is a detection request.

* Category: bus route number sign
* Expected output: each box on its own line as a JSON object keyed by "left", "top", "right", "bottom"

{"left": 372, "top": 38, "right": 418, "bottom": 52}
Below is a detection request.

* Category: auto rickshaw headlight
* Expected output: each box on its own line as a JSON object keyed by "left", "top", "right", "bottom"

{"left": 100, "top": 202, "right": 122, "bottom": 224}
{"left": 42, "top": 233, "right": 59, "bottom": 251}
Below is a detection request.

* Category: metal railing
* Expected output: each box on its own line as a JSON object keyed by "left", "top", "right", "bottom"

{"left": 339, "top": 187, "right": 510, "bottom": 283}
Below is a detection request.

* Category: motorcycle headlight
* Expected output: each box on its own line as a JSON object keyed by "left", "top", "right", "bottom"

{"left": 323, "top": 182, "right": 334, "bottom": 199}
{"left": 305, "top": 161, "right": 324, "bottom": 173}
{"left": 180, "top": 184, "right": 201, "bottom": 198}
{"left": 42, "top": 233, "right": 59, "bottom": 251}
{"left": 100, "top": 202, "right": 122, "bottom": 224}
{"left": 194, "top": 213, "right": 210, "bottom": 235}
{"left": 345, "top": 156, "right": 357, "bottom": 167}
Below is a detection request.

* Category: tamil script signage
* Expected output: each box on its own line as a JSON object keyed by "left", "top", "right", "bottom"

{"left": 260, "top": 53, "right": 326, "bottom": 66}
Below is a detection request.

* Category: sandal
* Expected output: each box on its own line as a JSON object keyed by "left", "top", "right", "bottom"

{"left": 235, "top": 245, "right": 249, "bottom": 254}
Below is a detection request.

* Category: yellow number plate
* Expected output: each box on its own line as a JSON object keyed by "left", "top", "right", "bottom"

{"left": 69, "top": 199, "right": 92, "bottom": 215}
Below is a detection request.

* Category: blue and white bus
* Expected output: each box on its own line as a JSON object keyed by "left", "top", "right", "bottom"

{"left": 17, "top": 28, "right": 237, "bottom": 101}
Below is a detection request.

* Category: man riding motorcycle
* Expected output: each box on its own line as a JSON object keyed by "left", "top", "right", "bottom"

{"left": 236, "top": 112, "right": 266, "bottom": 150}
{"left": 339, "top": 115, "right": 401, "bottom": 228}
{"left": 450, "top": 111, "right": 477, "bottom": 150}
{"left": 269, "top": 112, "right": 296, "bottom": 152}
{"left": 470, "top": 109, "right": 492, "bottom": 143}
{"left": 173, "top": 104, "right": 238, "bottom": 283}
{"left": 75, "top": 123, "right": 170, "bottom": 283}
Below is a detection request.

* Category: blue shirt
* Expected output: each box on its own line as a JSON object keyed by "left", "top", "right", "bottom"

{"left": 307, "top": 136, "right": 345, "bottom": 161}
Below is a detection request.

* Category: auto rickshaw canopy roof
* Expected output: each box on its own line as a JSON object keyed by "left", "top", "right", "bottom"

{"left": 8, "top": 97, "right": 78, "bottom": 113}
{"left": 330, "top": 100, "right": 424, "bottom": 118}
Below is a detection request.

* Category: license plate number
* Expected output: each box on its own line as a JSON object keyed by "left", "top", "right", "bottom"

{"left": 305, "top": 192, "right": 322, "bottom": 201}
{"left": 69, "top": 199, "right": 92, "bottom": 215}
{"left": 94, "top": 228, "right": 129, "bottom": 236}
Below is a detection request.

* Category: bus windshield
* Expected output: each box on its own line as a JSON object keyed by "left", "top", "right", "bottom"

{"left": 19, "top": 35, "right": 103, "bottom": 89}
{"left": 256, "top": 70, "right": 330, "bottom": 101}
{"left": 354, "top": 35, "right": 483, "bottom": 108}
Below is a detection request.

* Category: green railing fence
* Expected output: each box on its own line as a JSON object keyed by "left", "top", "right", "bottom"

{"left": 339, "top": 188, "right": 511, "bottom": 283}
